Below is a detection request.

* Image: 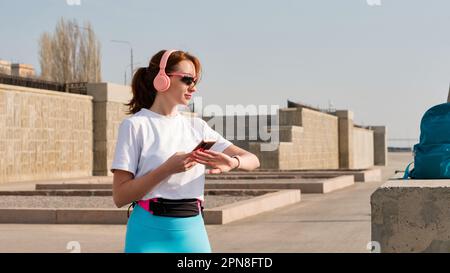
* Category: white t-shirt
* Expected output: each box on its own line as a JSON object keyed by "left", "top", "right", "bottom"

{"left": 110, "top": 108, "right": 232, "bottom": 202}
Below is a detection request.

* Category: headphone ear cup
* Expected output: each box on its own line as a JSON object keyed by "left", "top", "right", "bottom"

{"left": 153, "top": 72, "right": 171, "bottom": 92}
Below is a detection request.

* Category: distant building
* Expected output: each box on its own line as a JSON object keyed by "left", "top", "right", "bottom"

{"left": 11, "top": 63, "right": 35, "bottom": 78}
{"left": 0, "top": 60, "right": 11, "bottom": 75}
{"left": 0, "top": 60, "right": 36, "bottom": 78}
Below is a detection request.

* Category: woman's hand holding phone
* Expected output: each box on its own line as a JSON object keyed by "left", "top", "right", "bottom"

{"left": 192, "top": 140, "right": 216, "bottom": 152}
{"left": 161, "top": 140, "right": 235, "bottom": 175}
{"left": 162, "top": 152, "right": 197, "bottom": 174}
{"left": 191, "top": 149, "right": 239, "bottom": 174}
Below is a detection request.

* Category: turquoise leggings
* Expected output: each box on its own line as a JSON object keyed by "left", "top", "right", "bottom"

{"left": 124, "top": 204, "right": 212, "bottom": 253}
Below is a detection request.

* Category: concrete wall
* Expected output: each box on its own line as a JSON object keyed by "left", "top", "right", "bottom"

{"left": 239, "top": 107, "right": 385, "bottom": 170}
{"left": 249, "top": 107, "right": 339, "bottom": 170}
{"left": 0, "top": 84, "right": 93, "bottom": 184}
{"left": 202, "top": 114, "right": 276, "bottom": 151}
{"left": 335, "top": 110, "right": 381, "bottom": 169}
{"left": 0, "top": 81, "right": 387, "bottom": 183}
{"left": 86, "top": 83, "right": 132, "bottom": 176}
{"left": 336, "top": 110, "right": 353, "bottom": 169}
{"left": 87, "top": 84, "right": 193, "bottom": 176}
{"left": 371, "top": 180, "right": 450, "bottom": 253}
{"left": 352, "top": 127, "right": 374, "bottom": 169}
{"left": 370, "top": 126, "right": 388, "bottom": 166}
{"left": 285, "top": 107, "right": 339, "bottom": 169}
{"left": 0, "top": 82, "right": 202, "bottom": 183}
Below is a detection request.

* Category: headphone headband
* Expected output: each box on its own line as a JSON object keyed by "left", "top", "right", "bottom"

{"left": 159, "top": 50, "right": 178, "bottom": 70}
{"left": 153, "top": 49, "right": 180, "bottom": 92}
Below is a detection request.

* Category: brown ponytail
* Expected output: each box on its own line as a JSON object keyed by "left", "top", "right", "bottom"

{"left": 125, "top": 49, "right": 202, "bottom": 115}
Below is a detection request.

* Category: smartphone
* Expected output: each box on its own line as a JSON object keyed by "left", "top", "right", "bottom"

{"left": 192, "top": 140, "right": 216, "bottom": 152}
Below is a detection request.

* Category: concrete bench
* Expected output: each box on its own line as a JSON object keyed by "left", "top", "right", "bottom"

{"left": 371, "top": 180, "right": 450, "bottom": 253}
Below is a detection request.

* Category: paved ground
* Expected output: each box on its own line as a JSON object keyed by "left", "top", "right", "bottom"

{"left": 0, "top": 152, "right": 412, "bottom": 253}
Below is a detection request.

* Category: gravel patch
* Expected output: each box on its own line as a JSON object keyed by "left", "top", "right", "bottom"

{"left": 0, "top": 195, "right": 255, "bottom": 209}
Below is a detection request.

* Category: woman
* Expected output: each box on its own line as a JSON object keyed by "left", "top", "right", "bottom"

{"left": 111, "top": 49, "right": 260, "bottom": 253}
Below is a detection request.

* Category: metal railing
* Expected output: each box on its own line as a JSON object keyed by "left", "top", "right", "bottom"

{"left": 388, "top": 138, "right": 418, "bottom": 150}
{"left": 0, "top": 73, "right": 88, "bottom": 94}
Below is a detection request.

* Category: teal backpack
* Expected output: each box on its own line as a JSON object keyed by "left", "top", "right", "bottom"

{"left": 403, "top": 103, "right": 450, "bottom": 179}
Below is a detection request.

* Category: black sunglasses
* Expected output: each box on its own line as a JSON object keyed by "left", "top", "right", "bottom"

{"left": 180, "top": 76, "right": 197, "bottom": 86}
{"left": 167, "top": 72, "right": 198, "bottom": 86}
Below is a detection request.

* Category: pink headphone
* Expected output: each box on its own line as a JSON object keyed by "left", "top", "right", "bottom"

{"left": 153, "top": 49, "right": 179, "bottom": 92}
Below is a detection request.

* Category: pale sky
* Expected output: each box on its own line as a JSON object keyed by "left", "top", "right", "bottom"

{"left": 1, "top": 0, "right": 449, "bottom": 147}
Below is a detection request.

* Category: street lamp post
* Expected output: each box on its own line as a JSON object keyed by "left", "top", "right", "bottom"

{"left": 123, "top": 62, "right": 141, "bottom": 85}
{"left": 111, "top": 40, "right": 134, "bottom": 82}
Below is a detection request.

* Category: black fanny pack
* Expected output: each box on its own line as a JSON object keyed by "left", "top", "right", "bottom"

{"left": 128, "top": 198, "right": 204, "bottom": 218}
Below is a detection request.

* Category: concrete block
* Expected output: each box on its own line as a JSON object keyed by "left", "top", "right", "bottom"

{"left": 0, "top": 190, "right": 299, "bottom": 225}
{"left": 249, "top": 142, "right": 279, "bottom": 169}
{"left": 355, "top": 168, "right": 382, "bottom": 182}
{"left": 321, "top": 175, "right": 355, "bottom": 193}
{"left": 352, "top": 127, "right": 374, "bottom": 169}
{"left": 278, "top": 108, "right": 302, "bottom": 126}
{"left": 370, "top": 126, "right": 388, "bottom": 166}
{"left": 291, "top": 175, "right": 355, "bottom": 193}
{"left": 371, "top": 180, "right": 450, "bottom": 253}
{"left": 338, "top": 113, "right": 354, "bottom": 169}
{"left": 204, "top": 190, "right": 301, "bottom": 225}
{"left": 56, "top": 209, "right": 128, "bottom": 224}
{"left": 335, "top": 110, "right": 354, "bottom": 120}
{"left": 86, "top": 83, "right": 132, "bottom": 103}
{"left": 0, "top": 208, "right": 56, "bottom": 224}
{"left": 205, "top": 175, "right": 354, "bottom": 194}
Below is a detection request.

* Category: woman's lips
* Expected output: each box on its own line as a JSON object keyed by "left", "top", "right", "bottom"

{"left": 184, "top": 94, "right": 192, "bottom": 99}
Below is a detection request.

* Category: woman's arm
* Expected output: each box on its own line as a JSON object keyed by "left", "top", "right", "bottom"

{"left": 112, "top": 152, "right": 197, "bottom": 208}
{"left": 222, "top": 144, "right": 260, "bottom": 171}
{"left": 192, "top": 145, "right": 260, "bottom": 173}
{"left": 112, "top": 164, "right": 171, "bottom": 208}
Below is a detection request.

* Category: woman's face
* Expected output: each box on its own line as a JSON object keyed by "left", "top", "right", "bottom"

{"left": 166, "top": 60, "right": 198, "bottom": 106}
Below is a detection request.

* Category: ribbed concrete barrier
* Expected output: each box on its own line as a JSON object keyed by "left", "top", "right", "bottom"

{"left": 206, "top": 175, "right": 298, "bottom": 180}
{"left": 0, "top": 189, "right": 274, "bottom": 197}
{"left": 0, "top": 208, "right": 127, "bottom": 224}
{"left": 205, "top": 175, "right": 355, "bottom": 193}
{"left": 240, "top": 168, "right": 382, "bottom": 182}
{"left": 371, "top": 180, "right": 450, "bottom": 253}
{"left": 36, "top": 184, "right": 112, "bottom": 190}
{"left": 34, "top": 175, "right": 355, "bottom": 193}
{"left": 29, "top": 176, "right": 112, "bottom": 185}
{"left": 0, "top": 190, "right": 113, "bottom": 196}
{"left": 0, "top": 190, "right": 301, "bottom": 225}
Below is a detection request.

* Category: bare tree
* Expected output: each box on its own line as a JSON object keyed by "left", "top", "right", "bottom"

{"left": 39, "top": 18, "right": 102, "bottom": 83}
{"left": 38, "top": 33, "right": 53, "bottom": 80}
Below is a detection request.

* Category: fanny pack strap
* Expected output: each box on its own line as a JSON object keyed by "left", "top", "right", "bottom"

{"left": 128, "top": 198, "right": 203, "bottom": 218}
{"left": 137, "top": 198, "right": 159, "bottom": 214}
